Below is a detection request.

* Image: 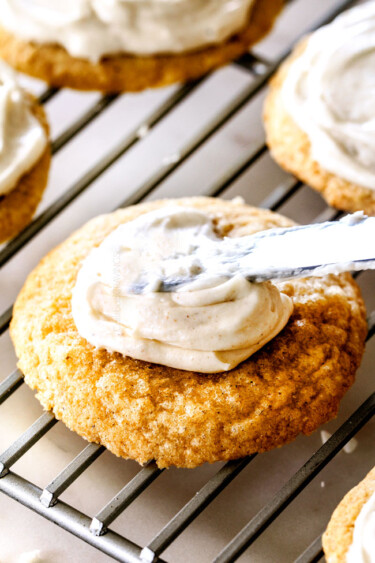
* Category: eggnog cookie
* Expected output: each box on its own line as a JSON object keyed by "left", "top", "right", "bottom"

{"left": 323, "top": 467, "right": 375, "bottom": 563}
{"left": 0, "top": 65, "right": 50, "bottom": 244}
{"left": 264, "top": 4, "right": 375, "bottom": 215}
{"left": 0, "top": 0, "right": 283, "bottom": 92}
{"left": 10, "top": 197, "right": 367, "bottom": 468}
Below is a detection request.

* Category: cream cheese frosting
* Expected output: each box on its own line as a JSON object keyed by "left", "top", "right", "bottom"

{"left": 72, "top": 207, "right": 293, "bottom": 373}
{"left": 281, "top": 2, "right": 375, "bottom": 190}
{"left": 1, "top": 0, "right": 255, "bottom": 61}
{"left": 0, "top": 61, "right": 47, "bottom": 196}
{"left": 346, "top": 491, "right": 375, "bottom": 563}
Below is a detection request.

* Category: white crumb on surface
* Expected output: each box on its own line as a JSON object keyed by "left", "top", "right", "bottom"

{"left": 137, "top": 124, "right": 149, "bottom": 139}
{"left": 231, "top": 196, "right": 245, "bottom": 204}
{"left": 320, "top": 481, "right": 325, "bottom": 488}
{"left": 320, "top": 431, "right": 358, "bottom": 453}
{"left": 162, "top": 153, "right": 180, "bottom": 165}
{"left": 17, "top": 550, "right": 43, "bottom": 563}
{"left": 343, "top": 437, "right": 358, "bottom": 454}
{"left": 320, "top": 430, "right": 332, "bottom": 445}
{"left": 252, "top": 62, "right": 269, "bottom": 75}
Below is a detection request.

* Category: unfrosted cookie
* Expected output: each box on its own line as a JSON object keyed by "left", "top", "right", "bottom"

{"left": 264, "top": 37, "right": 375, "bottom": 215}
{"left": 10, "top": 197, "right": 367, "bottom": 468}
{"left": 0, "top": 96, "right": 50, "bottom": 244}
{"left": 0, "top": 0, "right": 283, "bottom": 92}
{"left": 323, "top": 466, "right": 375, "bottom": 562}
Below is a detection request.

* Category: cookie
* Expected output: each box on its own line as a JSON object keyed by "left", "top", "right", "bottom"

{"left": 264, "top": 40, "right": 375, "bottom": 215}
{"left": 0, "top": 96, "right": 50, "bottom": 244}
{"left": 0, "top": 0, "right": 283, "bottom": 92}
{"left": 323, "top": 466, "right": 375, "bottom": 562}
{"left": 10, "top": 197, "right": 367, "bottom": 468}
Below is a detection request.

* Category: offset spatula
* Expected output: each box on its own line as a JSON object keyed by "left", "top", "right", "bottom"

{"left": 132, "top": 213, "right": 375, "bottom": 293}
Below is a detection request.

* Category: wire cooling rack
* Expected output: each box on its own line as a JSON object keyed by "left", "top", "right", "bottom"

{"left": 0, "top": 0, "right": 374, "bottom": 561}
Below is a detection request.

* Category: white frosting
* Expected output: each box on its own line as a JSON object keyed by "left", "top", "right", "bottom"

{"left": 347, "top": 491, "right": 375, "bottom": 563}
{"left": 72, "top": 207, "right": 293, "bottom": 373}
{"left": 1, "top": 0, "right": 255, "bottom": 61}
{"left": 0, "top": 61, "right": 47, "bottom": 196}
{"left": 281, "top": 2, "right": 375, "bottom": 190}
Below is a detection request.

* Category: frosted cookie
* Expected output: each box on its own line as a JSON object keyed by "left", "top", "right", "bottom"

{"left": 10, "top": 197, "right": 367, "bottom": 468}
{"left": 323, "top": 466, "right": 375, "bottom": 562}
{"left": 0, "top": 62, "right": 50, "bottom": 244}
{"left": 264, "top": 3, "right": 375, "bottom": 215}
{"left": 0, "top": 0, "right": 283, "bottom": 92}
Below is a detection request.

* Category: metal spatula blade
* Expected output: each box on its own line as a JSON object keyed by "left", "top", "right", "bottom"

{"left": 132, "top": 212, "right": 375, "bottom": 293}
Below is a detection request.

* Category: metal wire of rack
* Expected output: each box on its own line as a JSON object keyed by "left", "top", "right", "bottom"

{"left": 0, "top": 0, "right": 374, "bottom": 561}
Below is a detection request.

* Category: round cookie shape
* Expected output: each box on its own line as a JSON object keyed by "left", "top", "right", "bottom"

{"left": 264, "top": 40, "right": 375, "bottom": 216}
{"left": 0, "top": 0, "right": 282, "bottom": 92}
{"left": 10, "top": 197, "right": 367, "bottom": 468}
{"left": 323, "top": 467, "right": 375, "bottom": 562}
{"left": 0, "top": 95, "right": 50, "bottom": 244}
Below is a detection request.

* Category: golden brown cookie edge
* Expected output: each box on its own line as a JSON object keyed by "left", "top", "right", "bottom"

{"left": 263, "top": 39, "right": 375, "bottom": 215}
{"left": 0, "top": 0, "right": 283, "bottom": 92}
{"left": 323, "top": 466, "right": 375, "bottom": 563}
{"left": 0, "top": 95, "right": 51, "bottom": 244}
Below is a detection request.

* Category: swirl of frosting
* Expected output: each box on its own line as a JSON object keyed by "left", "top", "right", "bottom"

{"left": 1, "top": 0, "right": 255, "bottom": 61}
{"left": 281, "top": 2, "right": 375, "bottom": 190}
{"left": 0, "top": 61, "right": 47, "bottom": 196}
{"left": 72, "top": 207, "right": 293, "bottom": 373}
{"left": 346, "top": 491, "right": 375, "bottom": 563}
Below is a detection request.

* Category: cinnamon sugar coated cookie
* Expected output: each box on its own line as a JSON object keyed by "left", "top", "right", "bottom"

{"left": 0, "top": 0, "right": 283, "bottom": 92}
{"left": 0, "top": 97, "right": 50, "bottom": 244}
{"left": 10, "top": 198, "right": 367, "bottom": 468}
{"left": 323, "top": 467, "right": 375, "bottom": 562}
{"left": 264, "top": 3, "right": 375, "bottom": 215}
